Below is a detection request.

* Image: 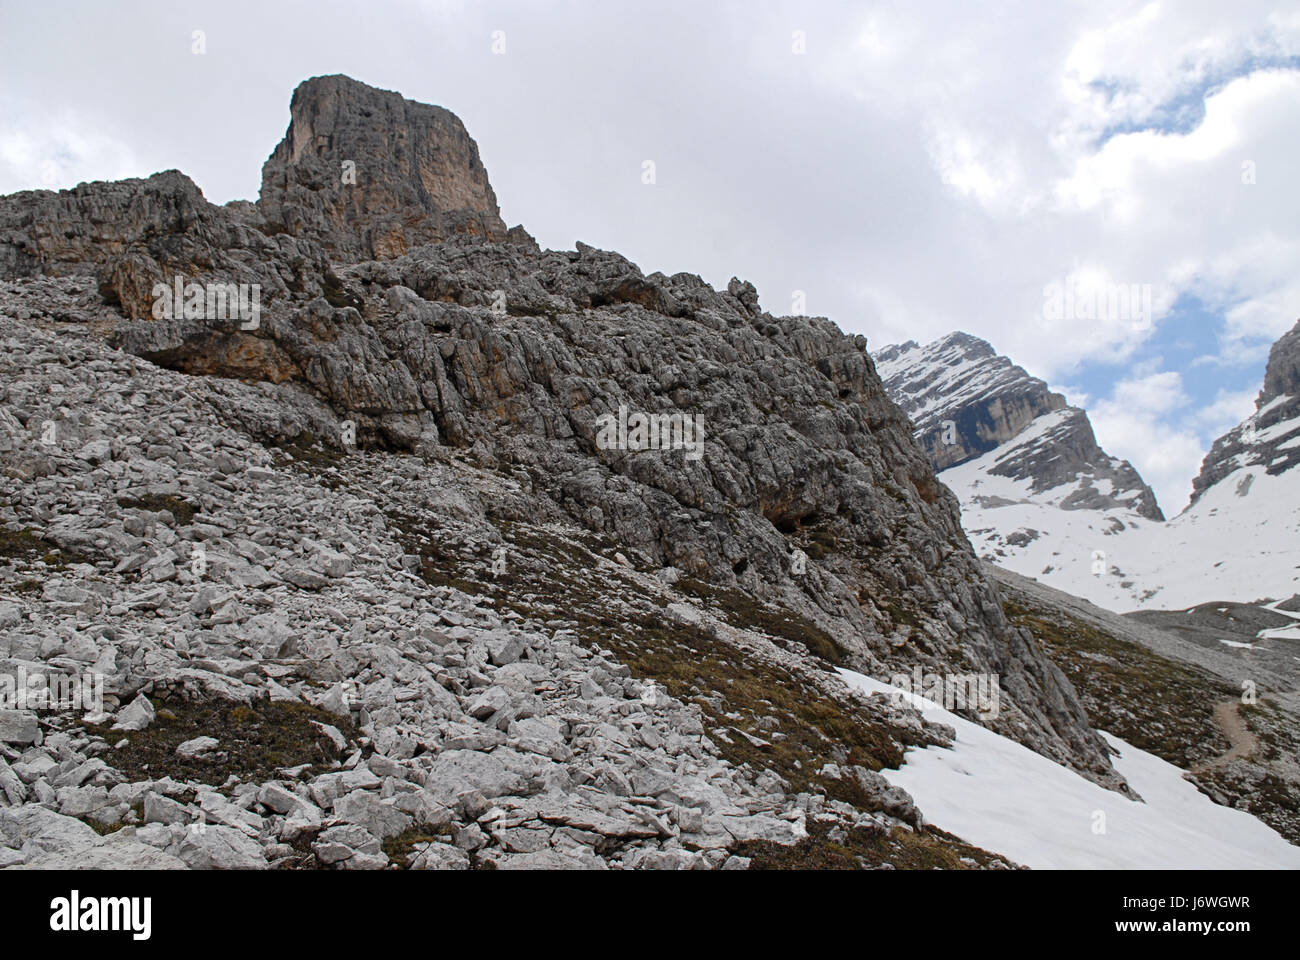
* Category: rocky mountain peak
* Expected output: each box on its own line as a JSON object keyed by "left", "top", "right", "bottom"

{"left": 875, "top": 331, "right": 1063, "bottom": 463}
{"left": 875, "top": 332, "right": 1162, "bottom": 521}
{"left": 258, "top": 74, "right": 510, "bottom": 260}
{"left": 1191, "top": 318, "right": 1300, "bottom": 504}
{"left": 1261, "top": 318, "right": 1300, "bottom": 405}
{"left": 934, "top": 330, "right": 998, "bottom": 362}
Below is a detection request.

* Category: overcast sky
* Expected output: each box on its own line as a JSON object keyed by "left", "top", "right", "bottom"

{"left": 2, "top": 0, "right": 1298, "bottom": 513}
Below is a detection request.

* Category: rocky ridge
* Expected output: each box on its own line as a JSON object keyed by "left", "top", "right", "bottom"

{"left": 0, "top": 281, "right": 1008, "bottom": 869}
{"left": 0, "top": 74, "right": 1138, "bottom": 869}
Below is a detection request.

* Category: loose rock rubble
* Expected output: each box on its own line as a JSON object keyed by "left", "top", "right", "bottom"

{"left": 0, "top": 295, "right": 1014, "bottom": 869}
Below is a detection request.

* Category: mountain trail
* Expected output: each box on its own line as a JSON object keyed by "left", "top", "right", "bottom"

{"left": 1190, "top": 700, "right": 1259, "bottom": 775}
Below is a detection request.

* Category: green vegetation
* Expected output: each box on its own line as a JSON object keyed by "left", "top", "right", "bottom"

{"left": 1003, "top": 599, "right": 1232, "bottom": 769}
{"left": 0, "top": 524, "right": 90, "bottom": 569}
{"left": 736, "top": 820, "right": 1015, "bottom": 870}
{"left": 84, "top": 699, "right": 354, "bottom": 786}
{"left": 675, "top": 576, "right": 846, "bottom": 666}
{"left": 382, "top": 824, "right": 458, "bottom": 868}
{"left": 117, "top": 493, "right": 199, "bottom": 526}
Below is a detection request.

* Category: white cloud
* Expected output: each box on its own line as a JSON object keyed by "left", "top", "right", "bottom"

{"left": 1090, "top": 395, "right": 1207, "bottom": 514}
{"left": 1110, "top": 371, "right": 1189, "bottom": 416}
{"left": 1195, "top": 386, "right": 1260, "bottom": 433}
{"left": 0, "top": 104, "right": 142, "bottom": 194}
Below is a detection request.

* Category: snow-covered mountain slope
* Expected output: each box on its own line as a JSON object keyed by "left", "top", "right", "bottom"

{"left": 874, "top": 332, "right": 1067, "bottom": 471}
{"left": 840, "top": 669, "right": 1300, "bottom": 869}
{"left": 876, "top": 333, "right": 1162, "bottom": 518}
{"left": 951, "top": 443, "right": 1300, "bottom": 611}
{"left": 875, "top": 324, "right": 1300, "bottom": 612}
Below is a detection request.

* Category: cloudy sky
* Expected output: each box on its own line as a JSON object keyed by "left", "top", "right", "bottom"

{"left": 2, "top": 0, "right": 1297, "bottom": 513}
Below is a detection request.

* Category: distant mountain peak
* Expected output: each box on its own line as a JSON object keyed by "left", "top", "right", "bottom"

{"left": 875, "top": 331, "right": 1162, "bottom": 521}
{"left": 1261, "top": 318, "right": 1300, "bottom": 404}
{"left": 1191, "top": 317, "right": 1300, "bottom": 505}
{"left": 877, "top": 325, "right": 1300, "bottom": 613}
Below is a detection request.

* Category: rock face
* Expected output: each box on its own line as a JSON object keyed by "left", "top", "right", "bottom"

{"left": 1191, "top": 318, "right": 1300, "bottom": 504}
{"left": 0, "top": 74, "right": 512, "bottom": 325}
{"left": 0, "top": 278, "right": 1016, "bottom": 870}
{"left": 876, "top": 333, "right": 1163, "bottom": 520}
{"left": 0, "top": 170, "right": 331, "bottom": 323}
{"left": 876, "top": 334, "right": 1067, "bottom": 471}
{"left": 0, "top": 75, "right": 1131, "bottom": 870}
{"left": 258, "top": 75, "right": 510, "bottom": 260}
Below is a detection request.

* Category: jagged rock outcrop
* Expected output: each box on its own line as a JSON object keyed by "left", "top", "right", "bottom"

{"left": 0, "top": 74, "right": 515, "bottom": 326}
{"left": 0, "top": 170, "right": 332, "bottom": 323}
{"left": 0, "top": 283, "right": 1038, "bottom": 869}
{"left": 876, "top": 333, "right": 1163, "bottom": 521}
{"left": 0, "top": 75, "right": 1124, "bottom": 812}
{"left": 1191, "top": 318, "right": 1300, "bottom": 503}
{"left": 258, "top": 75, "right": 511, "bottom": 260}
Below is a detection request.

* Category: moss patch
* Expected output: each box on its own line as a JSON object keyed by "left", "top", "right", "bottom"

{"left": 116, "top": 494, "right": 199, "bottom": 526}
{"left": 270, "top": 434, "right": 351, "bottom": 488}
{"left": 382, "top": 824, "right": 459, "bottom": 868}
{"left": 735, "top": 820, "right": 1016, "bottom": 870}
{"left": 0, "top": 525, "right": 91, "bottom": 569}
{"left": 385, "top": 509, "right": 499, "bottom": 596}
{"left": 84, "top": 699, "right": 354, "bottom": 787}
{"left": 606, "top": 616, "right": 914, "bottom": 796}
{"left": 676, "top": 576, "right": 846, "bottom": 666}
{"left": 1004, "top": 599, "right": 1231, "bottom": 768}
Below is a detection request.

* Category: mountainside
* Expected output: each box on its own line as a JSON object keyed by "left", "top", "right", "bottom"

{"left": 987, "top": 563, "right": 1300, "bottom": 849}
{"left": 1192, "top": 319, "right": 1300, "bottom": 502}
{"left": 0, "top": 75, "right": 1166, "bottom": 871}
{"left": 876, "top": 334, "right": 1162, "bottom": 519}
{"left": 878, "top": 329, "right": 1300, "bottom": 613}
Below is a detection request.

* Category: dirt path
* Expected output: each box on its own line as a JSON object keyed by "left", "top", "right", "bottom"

{"left": 1190, "top": 699, "right": 1259, "bottom": 775}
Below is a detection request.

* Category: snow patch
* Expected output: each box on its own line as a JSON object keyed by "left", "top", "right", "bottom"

{"left": 838, "top": 668, "right": 1300, "bottom": 869}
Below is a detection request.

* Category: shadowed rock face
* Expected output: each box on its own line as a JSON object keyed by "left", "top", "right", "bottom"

{"left": 0, "top": 76, "right": 1121, "bottom": 787}
{"left": 1191, "top": 318, "right": 1300, "bottom": 503}
{"left": 1262, "top": 319, "right": 1300, "bottom": 402}
{"left": 876, "top": 332, "right": 1164, "bottom": 522}
{"left": 258, "top": 74, "right": 509, "bottom": 260}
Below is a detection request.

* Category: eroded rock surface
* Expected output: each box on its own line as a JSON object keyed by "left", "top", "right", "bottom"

{"left": 0, "top": 75, "right": 1134, "bottom": 870}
